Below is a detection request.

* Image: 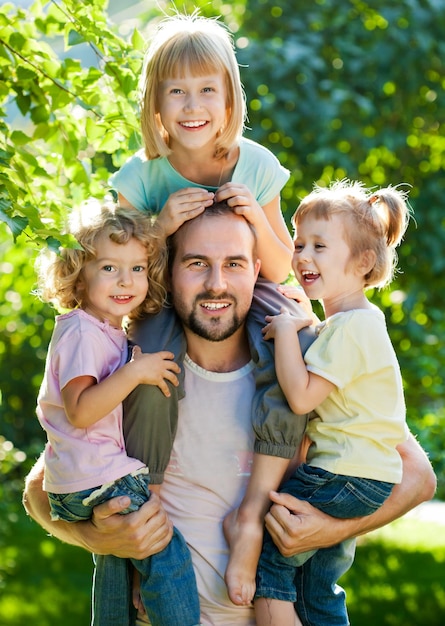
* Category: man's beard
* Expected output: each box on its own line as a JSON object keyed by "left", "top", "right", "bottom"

{"left": 174, "top": 294, "right": 244, "bottom": 342}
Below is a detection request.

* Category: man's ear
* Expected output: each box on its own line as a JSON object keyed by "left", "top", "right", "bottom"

{"left": 356, "top": 249, "right": 377, "bottom": 277}
{"left": 254, "top": 258, "right": 261, "bottom": 281}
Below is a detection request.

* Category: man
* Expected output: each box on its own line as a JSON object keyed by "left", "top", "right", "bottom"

{"left": 24, "top": 204, "right": 436, "bottom": 625}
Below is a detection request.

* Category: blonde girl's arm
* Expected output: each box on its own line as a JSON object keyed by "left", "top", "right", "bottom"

{"left": 263, "top": 308, "right": 335, "bottom": 414}
{"left": 257, "top": 194, "right": 294, "bottom": 281}
{"left": 217, "top": 183, "right": 293, "bottom": 282}
{"left": 61, "top": 348, "right": 180, "bottom": 429}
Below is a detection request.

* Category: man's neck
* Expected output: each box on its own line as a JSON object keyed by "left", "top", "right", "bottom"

{"left": 184, "top": 328, "right": 251, "bottom": 373}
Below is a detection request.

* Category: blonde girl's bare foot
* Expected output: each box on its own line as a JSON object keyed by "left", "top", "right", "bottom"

{"left": 223, "top": 508, "right": 264, "bottom": 605}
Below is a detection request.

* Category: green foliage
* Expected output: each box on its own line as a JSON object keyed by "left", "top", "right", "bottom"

{"left": 0, "top": 0, "right": 146, "bottom": 246}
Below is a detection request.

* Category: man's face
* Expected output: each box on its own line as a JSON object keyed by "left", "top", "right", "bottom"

{"left": 170, "top": 213, "right": 261, "bottom": 342}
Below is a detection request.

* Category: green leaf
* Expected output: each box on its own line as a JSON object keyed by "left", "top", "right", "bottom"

{"left": 44, "top": 235, "right": 62, "bottom": 253}
{"left": 30, "top": 105, "right": 50, "bottom": 124}
{"left": 16, "top": 92, "right": 32, "bottom": 115}
{"left": 67, "top": 29, "right": 85, "bottom": 47}
{"left": 131, "top": 28, "right": 146, "bottom": 52}
{"left": 10, "top": 130, "right": 32, "bottom": 146}
{"left": 16, "top": 65, "right": 38, "bottom": 81}
{"left": 0, "top": 209, "right": 28, "bottom": 240}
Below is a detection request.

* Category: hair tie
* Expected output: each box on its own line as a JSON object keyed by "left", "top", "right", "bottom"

{"left": 369, "top": 194, "right": 379, "bottom": 206}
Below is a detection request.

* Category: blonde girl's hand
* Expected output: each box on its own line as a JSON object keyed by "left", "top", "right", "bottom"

{"left": 156, "top": 187, "right": 215, "bottom": 237}
{"left": 215, "top": 182, "right": 263, "bottom": 226}
{"left": 130, "top": 346, "right": 180, "bottom": 397}
{"left": 277, "top": 284, "right": 314, "bottom": 317}
{"left": 262, "top": 306, "right": 312, "bottom": 340}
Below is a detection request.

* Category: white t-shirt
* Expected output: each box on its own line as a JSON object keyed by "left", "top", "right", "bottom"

{"left": 137, "top": 355, "right": 256, "bottom": 626}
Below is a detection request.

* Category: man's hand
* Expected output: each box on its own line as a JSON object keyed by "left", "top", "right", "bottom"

{"left": 23, "top": 455, "right": 173, "bottom": 559}
{"left": 266, "top": 434, "right": 436, "bottom": 558}
{"left": 86, "top": 494, "right": 173, "bottom": 559}
{"left": 264, "top": 491, "right": 344, "bottom": 557}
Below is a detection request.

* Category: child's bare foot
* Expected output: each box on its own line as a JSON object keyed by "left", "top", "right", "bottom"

{"left": 223, "top": 507, "right": 264, "bottom": 606}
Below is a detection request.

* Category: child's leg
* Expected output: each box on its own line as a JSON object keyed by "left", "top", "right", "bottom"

{"left": 254, "top": 524, "right": 306, "bottom": 626}
{"left": 92, "top": 554, "right": 135, "bottom": 626}
{"left": 294, "top": 540, "right": 355, "bottom": 626}
{"left": 223, "top": 279, "right": 316, "bottom": 606}
{"left": 123, "top": 306, "right": 186, "bottom": 482}
{"left": 255, "top": 598, "right": 302, "bottom": 626}
{"left": 133, "top": 527, "right": 200, "bottom": 626}
{"left": 223, "top": 452, "right": 290, "bottom": 605}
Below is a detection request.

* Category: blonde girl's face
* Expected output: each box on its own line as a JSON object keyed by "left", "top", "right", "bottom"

{"left": 292, "top": 213, "right": 365, "bottom": 310}
{"left": 77, "top": 234, "right": 149, "bottom": 328}
{"left": 157, "top": 71, "right": 228, "bottom": 154}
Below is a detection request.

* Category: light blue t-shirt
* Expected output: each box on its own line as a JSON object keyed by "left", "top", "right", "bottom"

{"left": 111, "top": 137, "right": 290, "bottom": 213}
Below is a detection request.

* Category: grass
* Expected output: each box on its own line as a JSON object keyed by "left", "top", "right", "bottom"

{"left": 342, "top": 515, "right": 445, "bottom": 625}
{"left": 0, "top": 509, "right": 92, "bottom": 625}
{"left": 1, "top": 506, "right": 444, "bottom": 625}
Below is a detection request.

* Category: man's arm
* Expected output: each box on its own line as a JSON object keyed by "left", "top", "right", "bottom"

{"left": 23, "top": 454, "right": 173, "bottom": 559}
{"left": 265, "top": 433, "right": 436, "bottom": 557}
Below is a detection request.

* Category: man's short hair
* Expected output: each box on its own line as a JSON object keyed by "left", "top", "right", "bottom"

{"left": 167, "top": 200, "right": 258, "bottom": 271}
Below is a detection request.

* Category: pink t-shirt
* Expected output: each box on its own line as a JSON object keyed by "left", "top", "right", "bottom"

{"left": 37, "top": 309, "right": 144, "bottom": 493}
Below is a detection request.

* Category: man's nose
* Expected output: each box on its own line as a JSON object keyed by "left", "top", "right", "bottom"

{"left": 204, "top": 266, "right": 227, "bottom": 292}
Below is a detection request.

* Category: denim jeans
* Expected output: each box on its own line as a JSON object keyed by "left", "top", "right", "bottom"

{"left": 294, "top": 538, "right": 356, "bottom": 626}
{"left": 49, "top": 472, "right": 200, "bottom": 626}
{"left": 256, "top": 464, "right": 394, "bottom": 624}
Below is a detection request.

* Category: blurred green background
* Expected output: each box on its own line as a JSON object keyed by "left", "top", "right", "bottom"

{"left": 1, "top": 0, "right": 444, "bottom": 623}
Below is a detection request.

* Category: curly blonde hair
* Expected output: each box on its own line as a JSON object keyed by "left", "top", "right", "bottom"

{"left": 36, "top": 199, "right": 167, "bottom": 318}
{"left": 293, "top": 179, "right": 411, "bottom": 289}
{"left": 139, "top": 11, "right": 246, "bottom": 160}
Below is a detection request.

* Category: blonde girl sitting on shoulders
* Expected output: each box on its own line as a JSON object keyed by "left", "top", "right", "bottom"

{"left": 112, "top": 11, "right": 314, "bottom": 609}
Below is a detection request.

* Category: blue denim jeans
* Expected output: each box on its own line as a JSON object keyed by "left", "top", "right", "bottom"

{"left": 49, "top": 471, "right": 200, "bottom": 626}
{"left": 256, "top": 464, "right": 394, "bottom": 625}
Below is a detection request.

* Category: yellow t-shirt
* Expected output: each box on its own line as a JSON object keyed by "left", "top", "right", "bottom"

{"left": 305, "top": 308, "right": 408, "bottom": 483}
